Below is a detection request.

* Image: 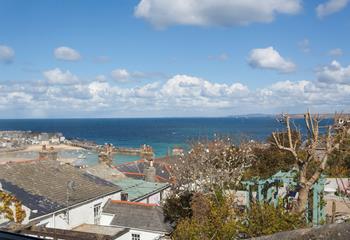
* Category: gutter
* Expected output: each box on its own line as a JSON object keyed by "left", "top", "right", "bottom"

{"left": 29, "top": 188, "right": 122, "bottom": 224}
{"left": 108, "top": 224, "right": 170, "bottom": 235}
{"left": 131, "top": 184, "right": 171, "bottom": 202}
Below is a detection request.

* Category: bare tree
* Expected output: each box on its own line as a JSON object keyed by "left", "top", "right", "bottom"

{"left": 272, "top": 111, "right": 348, "bottom": 213}
{"left": 172, "top": 137, "right": 255, "bottom": 193}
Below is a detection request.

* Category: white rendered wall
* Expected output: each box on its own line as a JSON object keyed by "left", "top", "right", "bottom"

{"left": 100, "top": 213, "right": 114, "bottom": 226}
{"left": 147, "top": 192, "right": 160, "bottom": 204}
{"left": 35, "top": 192, "right": 120, "bottom": 230}
{"left": 136, "top": 186, "right": 171, "bottom": 205}
{"left": 116, "top": 229, "right": 165, "bottom": 240}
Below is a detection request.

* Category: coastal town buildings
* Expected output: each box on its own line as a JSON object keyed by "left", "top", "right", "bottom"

{"left": 0, "top": 130, "right": 176, "bottom": 239}
{"left": 0, "top": 160, "right": 122, "bottom": 229}
{"left": 0, "top": 131, "right": 66, "bottom": 152}
{"left": 101, "top": 200, "right": 172, "bottom": 240}
{"left": 116, "top": 157, "right": 177, "bottom": 183}
{"left": 85, "top": 163, "right": 171, "bottom": 204}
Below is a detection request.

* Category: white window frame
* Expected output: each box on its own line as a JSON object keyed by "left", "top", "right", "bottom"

{"left": 132, "top": 233, "right": 141, "bottom": 240}
{"left": 93, "top": 203, "right": 102, "bottom": 224}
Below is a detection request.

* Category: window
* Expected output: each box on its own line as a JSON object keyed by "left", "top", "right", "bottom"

{"left": 121, "top": 192, "right": 128, "bottom": 201}
{"left": 93, "top": 203, "right": 101, "bottom": 224}
{"left": 132, "top": 233, "right": 141, "bottom": 240}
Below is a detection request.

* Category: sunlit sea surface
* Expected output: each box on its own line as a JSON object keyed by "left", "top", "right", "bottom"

{"left": 0, "top": 117, "right": 317, "bottom": 164}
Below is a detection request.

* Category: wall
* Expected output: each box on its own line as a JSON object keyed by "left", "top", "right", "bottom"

{"left": 116, "top": 228, "right": 165, "bottom": 240}
{"left": 35, "top": 192, "right": 120, "bottom": 230}
{"left": 100, "top": 213, "right": 114, "bottom": 226}
{"left": 136, "top": 187, "right": 171, "bottom": 205}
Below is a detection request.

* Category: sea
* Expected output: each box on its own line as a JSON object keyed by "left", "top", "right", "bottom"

{"left": 0, "top": 117, "right": 310, "bottom": 164}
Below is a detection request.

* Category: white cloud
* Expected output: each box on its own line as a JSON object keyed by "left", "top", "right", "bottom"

{"left": 54, "top": 46, "right": 81, "bottom": 61}
{"left": 316, "top": 0, "right": 349, "bottom": 18}
{"left": 316, "top": 60, "right": 350, "bottom": 84}
{"left": 111, "top": 69, "right": 131, "bottom": 82}
{"left": 134, "top": 82, "right": 161, "bottom": 98}
{"left": 2, "top": 71, "right": 350, "bottom": 117}
{"left": 43, "top": 68, "right": 79, "bottom": 85}
{"left": 328, "top": 48, "right": 343, "bottom": 57}
{"left": 0, "top": 45, "right": 15, "bottom": 64}
{"left": 161, "top": 75, "right": 248, "bottom": 99}
{"left": 134, "top": 0, "right": 302, "bottom": 29}
{"left": 111, "top": 68, "right": 165, "bottom": 82}
{"left": 248, "top": 46, "right": 296, "bottom": 73}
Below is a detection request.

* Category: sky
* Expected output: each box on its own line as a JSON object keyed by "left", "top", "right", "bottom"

{"left": 0, "top": 0, "right": 350, "bottom": 118}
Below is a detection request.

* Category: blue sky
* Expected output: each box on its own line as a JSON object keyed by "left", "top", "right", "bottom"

{"left": 0, "top": 0, "right": 350, "bottom": 118}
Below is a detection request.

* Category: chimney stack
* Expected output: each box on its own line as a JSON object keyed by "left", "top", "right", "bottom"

{"left": 144, "top": 158, "right": 156, "bottom": 182}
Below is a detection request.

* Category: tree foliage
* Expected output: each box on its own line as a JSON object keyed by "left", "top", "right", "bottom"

{"left": 172, "top": 192, "right": 239, "bottom": 240}
{"left": 245, "top": 143, "right": 296, "bottom": 179}
{"left": 271, "top": 112, "right": 349, "bottom": 213}
{"left": 162, "top": 191, "right": 193, "bottom": 224}
{"left": 173, "top": 138, "right": 255, "bottom": 193}
{"left": 171, "top": 192, "right": 305, "bottom": 239}
{"left": 0, "top": 190, "right": 26, "bottom": 223}
{"left": 240, "top": 202, "right": 305, "bottom": 238}
{"left": 326, "top": 133, "right": 350, "bottom": 177}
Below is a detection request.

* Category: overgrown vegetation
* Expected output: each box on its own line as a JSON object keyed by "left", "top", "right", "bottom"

{"left": 166, "top": 112, "right": 350, "bottom": 239}
{"left": 240, "top": 202, "right": 305, "bottom": 238}
{"left": 0, "top": 190, "right": 26, "bottom": 223}
{"left": 170, "top": 192, "right": 305, "bottom": 240}
{"left": 326, "top": 134, "right": 350, "bottom": 177}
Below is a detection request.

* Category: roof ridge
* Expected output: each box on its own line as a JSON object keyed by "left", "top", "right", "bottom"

{"left": 110, "top": 200, "right": 158, "bottom": 207}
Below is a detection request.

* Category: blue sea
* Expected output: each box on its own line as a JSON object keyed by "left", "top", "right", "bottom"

{"left": 0, "top": 117, "right": 304, "bottom": 164}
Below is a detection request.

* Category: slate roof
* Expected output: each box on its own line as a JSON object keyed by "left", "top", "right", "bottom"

{"left": 116, "top": 156, "right": 179, "bottom": 183}
{"left": 113, "top": 178, "right": 169, "bottom": 201}
{"left": 85, "top": 164, "right": 169, "bottom": 201}
{"left": 103, "top": 200, "right": 173, "bottom": 233}
{"left": 85, "top": 164, "right": 126, "bottom": 182}
{"left": 0, "top": 160, "right": 122, "bottom": 219}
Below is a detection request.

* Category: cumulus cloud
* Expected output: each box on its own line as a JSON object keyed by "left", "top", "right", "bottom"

{"left": 134, "top": 0, "right": 302, "bottom": 29}
{"left": 0, "top": 45, "right": 15, "bottom": 64}
{"left": 316, "top": 60, "right": 350, "bottom": 84}
{"left": 2, "top": 71, "right": 350, "bottom": 117}
{"left": 248, "top": 46, "right": 296, "bottom": 73}
{"left": 161, "top": 75, "right": 248, "bottom": 99}
{"left": 43, "top": 68, "right": 79, "bottom": 85}
{"left": 328, "top": 48, "right": 343, "bottom": 57}
{"left": 54, "top": 46, "right": 81, "bottom": 61}
{"left": 111, "top": 69, "right": 131, "bottom": 82}
{"left": 316, "top": 0, "right": 349, "bottom": 18}
{"left": 111, "top": 68, "right": 166, "bottom": 83}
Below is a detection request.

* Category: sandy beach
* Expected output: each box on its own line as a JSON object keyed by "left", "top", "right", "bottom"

{"left": 0, "top": 144, "right": 89, "bottom": 164}
{"left": 23, "top": 144, "right": 84, "bottom": 152}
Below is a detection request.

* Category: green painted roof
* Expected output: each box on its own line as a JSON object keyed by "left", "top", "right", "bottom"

{"left": 113, "top": 178, "right": 169, "bottom": 201}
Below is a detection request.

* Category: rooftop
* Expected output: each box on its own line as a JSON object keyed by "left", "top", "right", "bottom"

{"left": 73, "top": 224, "right": 129, "bottom": 238}
{"left": 114, "top": 178, "right": 169, "bottom": 201}
{"left": 0, "top": 160, "right": 122, "bottom": 219}
{"left": 103, "top": 200, "right": 173, "bottom": 233}
{"left": 116, "top": 156, "right": 179, "bottom": 183}
{"left": 85, "top": 164, "right": 126, "bottom": 181}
